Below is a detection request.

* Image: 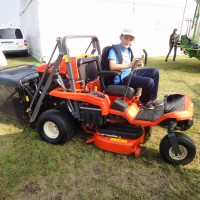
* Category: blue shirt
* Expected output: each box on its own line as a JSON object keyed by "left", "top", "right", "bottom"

{"left": 107, "top": 44, "right": 132, "bottom": 84}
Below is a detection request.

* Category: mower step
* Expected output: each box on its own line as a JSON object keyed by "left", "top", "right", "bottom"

{"left": 135, "top": 94, "right": 185, "bottom": 122}
{"left": 97, "top": 123, "right": 143, "bottom": 139}
{"left": 135, "top": 106, "right": 164, "bottom": 122}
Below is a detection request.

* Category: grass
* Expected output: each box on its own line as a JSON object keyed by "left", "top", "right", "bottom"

{"left": 0, "top": 54, "right": 200, "bottom": 200}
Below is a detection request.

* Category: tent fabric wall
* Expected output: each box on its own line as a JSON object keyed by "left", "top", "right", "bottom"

{"left": 20, "top": 0, "right": 195, "bottom": 62}
{"left": 20, "top": 0, "right": 42, "bottom": 61}
{"left": 20, "top": 0, "right": 135, "bottom": 62}
{"left": 0, "top": 50, "right": 8, "bottom": 68}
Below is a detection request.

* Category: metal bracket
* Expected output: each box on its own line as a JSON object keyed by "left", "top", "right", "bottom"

{"left": 167, "top": 120, "right": 181, "bottom": 156}
{"left": 29, "top": 37, "right": 63, "bottom": 123}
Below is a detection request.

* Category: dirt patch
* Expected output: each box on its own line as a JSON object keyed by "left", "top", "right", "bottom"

{"left": 50, "top": 192, "right": 63, "bottom": 200}
{"left": 23, "top": 181, "right": 41, "bottom": 194}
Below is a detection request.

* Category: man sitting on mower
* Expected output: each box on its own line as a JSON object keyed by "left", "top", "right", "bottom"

{"left": 107, "top": 28, "right": 163, "bottom": 109}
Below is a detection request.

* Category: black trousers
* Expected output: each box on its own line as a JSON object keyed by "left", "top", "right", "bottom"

{"left": 122, "top": 68, "right": 159, "bottom": 104}
{"left": 165, "top": 44, "right": 177, "bottom": 61}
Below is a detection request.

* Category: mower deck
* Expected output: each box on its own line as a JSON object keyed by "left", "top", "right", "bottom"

{"left": 97, "top": 122, "right": 143, "bottom": 139}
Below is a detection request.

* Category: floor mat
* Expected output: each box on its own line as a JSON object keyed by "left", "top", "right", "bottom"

{"left": 135, "top": 105, "right": 164, "bottom": 122}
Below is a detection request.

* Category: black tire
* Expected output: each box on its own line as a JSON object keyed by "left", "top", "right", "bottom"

{"left": 37, "top": 109, "right": 74, "bottom": 144}
{"left": 160, "top": 132, "right": 196, "bottom": 165}
{"left": 57, "top": 103, "right": 77, "bottom": 136}
{"left": 23, "top": 51, "right": 29, "bottom": 57}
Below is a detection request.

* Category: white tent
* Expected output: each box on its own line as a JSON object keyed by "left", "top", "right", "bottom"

{"left": 0, "top": 50, "right": 8, "bottom": 68}
{"left": 19, "top": 0, "right": 196, "bottom": 62}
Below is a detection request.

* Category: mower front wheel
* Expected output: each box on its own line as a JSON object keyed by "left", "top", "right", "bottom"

{"left": 37, "top": 109, "right": 74, "bottom": 144}
{"left": 160, "top": 132, "right": 196, "bottom": 165}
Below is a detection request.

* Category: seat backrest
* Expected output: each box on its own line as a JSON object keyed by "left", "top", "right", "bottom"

{"left": 101, "top": 45, "right": 134, "bottom": 86}
{"left": 77, "top": 56, "right": 100, "bottom": 87}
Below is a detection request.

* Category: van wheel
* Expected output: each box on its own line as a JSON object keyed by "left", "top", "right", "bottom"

{"left": 37, "top": 109, "right": 74, "bottom": 144}
{"left": 160, "top": 132, "right": 196, "bottom": 165}
{"left": 24, "top": 52, "right": 29, "bottom": 57}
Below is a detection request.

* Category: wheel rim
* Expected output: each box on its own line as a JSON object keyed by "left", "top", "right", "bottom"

{"left": 169, "top": 145, "right": 188, "bottom": 160}
{"left": 43, "top": 121, "right": 59, "bottom": 139}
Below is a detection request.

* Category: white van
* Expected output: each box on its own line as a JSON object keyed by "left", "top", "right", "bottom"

{"left": 0, "top": 26, "right": 28, "bottom": 56}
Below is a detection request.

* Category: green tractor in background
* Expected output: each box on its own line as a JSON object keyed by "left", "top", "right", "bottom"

{"left": 180, "top": 0, "right": 200, "bottom": 59}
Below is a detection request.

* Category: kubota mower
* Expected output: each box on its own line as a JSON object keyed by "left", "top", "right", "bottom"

{"left": 0, "top": 35, "right": 196, "bottom": 165}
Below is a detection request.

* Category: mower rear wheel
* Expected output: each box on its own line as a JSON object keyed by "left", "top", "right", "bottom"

{"left": 160, "top": 132, "right": 196, "bottom": 165}
{"left": 37, "top": 109, "right": 74, "bottom": 144}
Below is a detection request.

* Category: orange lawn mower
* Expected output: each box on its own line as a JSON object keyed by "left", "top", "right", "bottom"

{"left": 0, "top": 35, "right": 196, "bottom": 165}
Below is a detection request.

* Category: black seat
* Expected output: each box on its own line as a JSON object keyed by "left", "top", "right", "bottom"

{"left": 106, "top": 85, "right": 135, "bottom": 99}
{"left": 77, "top": 55, "right": 136, "bottom": 99}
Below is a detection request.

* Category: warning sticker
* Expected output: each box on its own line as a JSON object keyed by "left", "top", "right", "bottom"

{"left": 64, "top": 55, "right": 69, "bottom": 62}
{"left": 110, "top": 138, "right": 127, "bottom": 143}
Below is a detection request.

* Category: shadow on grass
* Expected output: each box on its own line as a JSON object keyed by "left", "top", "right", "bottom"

{"left": 0, "top": 114, "right": 40, "bottom": 148}
{"left": 0, "top": 114, "right": 31, "bottom": 130}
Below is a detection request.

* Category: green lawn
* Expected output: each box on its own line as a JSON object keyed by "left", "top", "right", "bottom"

{"left": 0, "top": 55, "right": 200, "bottom": 200}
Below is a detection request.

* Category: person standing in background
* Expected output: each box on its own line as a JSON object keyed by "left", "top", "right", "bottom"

{"left": 165, "top": 28, "right": 179, "bottom": 62}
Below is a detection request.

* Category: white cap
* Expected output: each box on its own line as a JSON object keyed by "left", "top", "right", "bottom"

{"left": 121, "top": 28, "right": 135, "bottom": 38}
